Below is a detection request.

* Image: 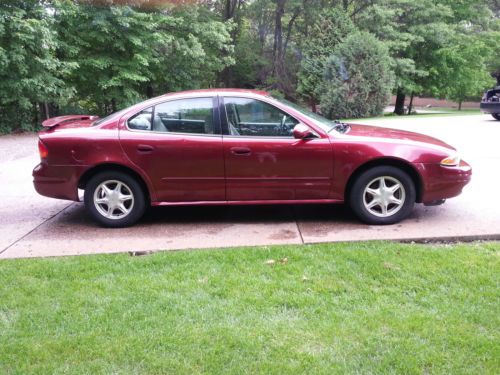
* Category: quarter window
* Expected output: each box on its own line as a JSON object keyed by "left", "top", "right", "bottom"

{"left": 128, "top": 107, "right": 153, "bottom": 130}
{"left": 223, "top": 97, "right": 298, "bottom": 137}
{"left": 152, "top": 97, "right": 214, "bottom": 135}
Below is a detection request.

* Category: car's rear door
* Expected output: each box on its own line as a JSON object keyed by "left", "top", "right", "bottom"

{"left": 119, "top": 96, "right": 225, "bottom": 202}
{"left": 221, "top": 96, "right": 333, "bottom": 201}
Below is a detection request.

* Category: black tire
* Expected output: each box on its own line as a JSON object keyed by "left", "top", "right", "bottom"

{"left": 349, "top": 166, "right": 416, "bottom": 225}
{"left": 84, "top": 171, "right": 146, "bottom": 228}
{"left": 492, "top": 113, "right": 500, "bottom": 121}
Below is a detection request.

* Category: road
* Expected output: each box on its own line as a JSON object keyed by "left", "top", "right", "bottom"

{"left": 1, "top": 114, "right": 499, "bottom": 258}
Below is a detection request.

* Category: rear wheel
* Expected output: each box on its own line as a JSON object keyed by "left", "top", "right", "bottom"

{"left": 349, "top": 166, "right": 416, "bottom": 225}
{"left": 84, "top": 171, "right": 146, "bottom": 227}
{"left": 492, "top": 113, "right": 500, "bottom": 120}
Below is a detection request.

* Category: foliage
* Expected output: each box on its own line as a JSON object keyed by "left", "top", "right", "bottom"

{"left": 0, "top": 0, "right": 73, "bottom": 132}
{"left": 0, "top": 0, "right": 498, "bottom": 132}
{"left": 318, "top": 32, "right": 394, "bottom": 119}
{"left": 296, "top": 7, "right": 356, "bottom": 111}
{"left": 429, "top": 35, "right": 495, "bottom": 107}
{"left": 55, "top": 1, "right": 234, "bottom": 115}
{"left": 1, "top": 241, "right": 499, "bottom": 373}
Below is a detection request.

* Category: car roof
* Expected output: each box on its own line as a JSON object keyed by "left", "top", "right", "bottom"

{"left": 158, "top": 88, "right": 270, "bottom": 99}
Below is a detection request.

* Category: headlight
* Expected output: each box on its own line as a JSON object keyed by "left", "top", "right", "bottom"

{"left": 440, "top": 153, "right": 460, "bottom": 166}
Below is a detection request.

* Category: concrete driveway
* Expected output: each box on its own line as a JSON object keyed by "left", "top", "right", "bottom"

{"left": 1, "top": 114, "right": 499, "bottom": 259}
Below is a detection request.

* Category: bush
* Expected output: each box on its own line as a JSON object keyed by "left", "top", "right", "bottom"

{"left": 319, "top": 32, "right": 394, "bottom": 119}
{"left": 297, "top": 8, "right": 356, "bottom": 109}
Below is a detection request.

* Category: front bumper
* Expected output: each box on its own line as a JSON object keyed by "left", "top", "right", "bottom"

{"left": 416, "top": 160, "right": 472, "bottom": 203}
{"left": 33, "top": 163, "right": 85, "bottom": 201}
{"left": 480, "top": 102, "right": 500, "bottom": 114}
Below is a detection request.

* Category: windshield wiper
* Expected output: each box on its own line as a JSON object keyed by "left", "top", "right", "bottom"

{"left": 330, "top": 120, "right": 350, "bottom": 133}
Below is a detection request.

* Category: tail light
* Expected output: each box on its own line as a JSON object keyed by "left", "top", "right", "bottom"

{"left": 38, "top": 139, "right": 48, "bottom": 160}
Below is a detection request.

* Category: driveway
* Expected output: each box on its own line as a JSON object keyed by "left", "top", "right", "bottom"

{"left": 1, "top": 114, "right": 499, "bottom": 258}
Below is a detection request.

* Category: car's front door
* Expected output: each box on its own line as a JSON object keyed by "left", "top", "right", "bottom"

{"left": 119, "top": 96, "right": 225, "bottom": 202}
{"left": 221, "top": 96, "right": 333, "bottom": 201}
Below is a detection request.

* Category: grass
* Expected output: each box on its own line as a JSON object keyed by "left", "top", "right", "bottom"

{"left": 0, "top": 241, "right": 499, "bottom": 374}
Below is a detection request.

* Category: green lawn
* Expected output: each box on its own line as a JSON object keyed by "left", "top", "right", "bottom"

{"left": 1, "top": 241, "right": 499, "bottom": 374}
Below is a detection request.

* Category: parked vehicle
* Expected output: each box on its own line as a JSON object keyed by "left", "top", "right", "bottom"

{"left": 33, "top": 89, "right": 472, "bottom": 227}
{"left": 480, "top": 85, "right": 500, "bottom": 120}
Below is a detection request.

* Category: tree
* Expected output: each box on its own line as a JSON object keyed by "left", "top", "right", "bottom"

{"left": 430, "top": 36, "right": 495, "bottom": 109}
{"left": 296, "top": 7, "right": 355, "bottom": 111}
{"left": 0, "top": 0, "right": 72, "bottom": 132}
{"left": 357, "top": 0, "right": 457, "bottom": 115}
{"left": 55, "top": 1, "right": 234, "bottom": 115}
{"left": 318, "top": 32, "right": 394, "bottom": 119}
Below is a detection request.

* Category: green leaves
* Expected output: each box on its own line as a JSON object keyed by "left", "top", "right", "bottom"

{"left": 0, "top": 1, "right": 234, "bottom": 132}
{"left": 318, "top": 32, "right": 394, "bottom": 119}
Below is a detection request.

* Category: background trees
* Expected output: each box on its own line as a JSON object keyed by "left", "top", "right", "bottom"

{"left": 0, "top": 0, "right": 498, "bottom": 133}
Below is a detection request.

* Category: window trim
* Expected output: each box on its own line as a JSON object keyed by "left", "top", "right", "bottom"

{"left": 219, "top": 96, "right": 301, "bottom": 138}
{"left": 125, "top": 96, "right": 222, "bottom": 136}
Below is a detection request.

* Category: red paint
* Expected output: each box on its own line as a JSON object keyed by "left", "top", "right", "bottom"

{"left": 33, "top": 89, "right": 471, "bottom": 209}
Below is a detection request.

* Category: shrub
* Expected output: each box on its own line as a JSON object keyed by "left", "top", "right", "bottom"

{"left": 319, "top": 32, "right": 394, "bottom": 119}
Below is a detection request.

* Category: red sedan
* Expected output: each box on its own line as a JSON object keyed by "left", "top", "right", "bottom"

{"left": 33, "top": 89, "right": 471, "bottom": 227}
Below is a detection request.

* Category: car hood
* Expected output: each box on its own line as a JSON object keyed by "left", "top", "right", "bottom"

{"left": 344, "top": 123, "right": 455, "bottom": 151}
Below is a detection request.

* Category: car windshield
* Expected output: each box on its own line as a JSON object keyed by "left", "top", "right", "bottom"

{"left": 92, "top": 108, "right": 129, "bottom": 126}
{"left": 272, "top": 96, "right": 349, "bottom": 133}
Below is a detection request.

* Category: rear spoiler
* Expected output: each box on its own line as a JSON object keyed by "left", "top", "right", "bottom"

{"left": 41, "top": 115, "right": 99, "bottom": 128}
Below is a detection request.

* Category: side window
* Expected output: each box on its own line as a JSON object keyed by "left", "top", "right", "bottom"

{"left": 224, "top": 97, "right": 298, "bottom": 137}
{"left": 152, "top": 97, "right": 215, "bottom": 135}
{"left": 128, "top": 107, "right": 152, "bottom": 130}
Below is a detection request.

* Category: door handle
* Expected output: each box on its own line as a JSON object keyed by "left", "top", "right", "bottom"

{"left": 137, "top": 144, "right": 154, "bottom": 153}
{"left": 230, "top": 147, "right": 251, "bottom": 156}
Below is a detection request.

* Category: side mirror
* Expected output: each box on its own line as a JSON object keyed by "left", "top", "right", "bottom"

{"left": 293, "top": 123, "right": 315, "bottom": 139}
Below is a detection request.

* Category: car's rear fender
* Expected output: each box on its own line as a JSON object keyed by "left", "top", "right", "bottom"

{"left": 78, "top": 163, "right": 154, "bottom": 203}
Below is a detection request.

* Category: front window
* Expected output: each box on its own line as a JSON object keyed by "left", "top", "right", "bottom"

{"left": 272, "top": 96, "right": 348, "bottom": 133}
{"left": 223, "top": 97, "right": 298, "bottom": 137}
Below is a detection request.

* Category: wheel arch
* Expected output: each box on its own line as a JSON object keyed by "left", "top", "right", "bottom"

{"left": 78, "top": 163, "right": 152, "bottom": 203}
{"left": 344, "top": 157, "right": 423, "bottom": 203}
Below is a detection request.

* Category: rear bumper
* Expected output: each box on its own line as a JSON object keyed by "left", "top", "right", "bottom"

{"left": 416, "top": 160, "right": 472, "bottom": 203}
{"left": 480, "top": 102, "right": 500, "bottom": 114}
{"left": 33, "top": 163, "right": 85, "bottom": 201}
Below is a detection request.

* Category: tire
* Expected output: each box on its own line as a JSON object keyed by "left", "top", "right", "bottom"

{"left": 84, "top": 171, "right": 146, "bottom": 227}
{"left": 492, "top": 113, "right": 500, "bottom": 121}
{"left": 349, "top": 166, "right": 416, "bottom": 225}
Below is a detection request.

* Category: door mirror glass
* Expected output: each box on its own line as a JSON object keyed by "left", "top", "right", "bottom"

{"left": 293, "top": 123, "right": 315, "bottom": 139}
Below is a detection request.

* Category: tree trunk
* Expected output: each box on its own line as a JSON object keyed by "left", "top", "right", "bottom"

{"left": 43, "top": 102, "right": 50, "bottom": 119}
{"left": 272, "top": 0, "right": 286, "bottom": 76}
{"left": 407, "top": 92, "right": 414, "bottom": 115}
{"left": 111, "top": 98, "right": 117, "bottom": 113}
{"left": 458, "top": 100, "right": 462, "bottom": 111}
{"left": 394, "top": 88, "right": 406, "bottom": 115}
{"left": 310, "top": 97, "right": 317, "bottom": 113}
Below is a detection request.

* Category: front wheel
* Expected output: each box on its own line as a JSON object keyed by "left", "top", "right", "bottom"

{"left": 492, "top": 113, "right": 500, "bottom": 121}
{"left": 349, "top": 166, "right": 416, "bottom": 225}
{"left": 84, "top": 171, "right": 146, "bottom": 227}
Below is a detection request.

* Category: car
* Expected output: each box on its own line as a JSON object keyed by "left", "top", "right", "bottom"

{"left": 480, "top": 85, "right": 500, "bottom": 120}
{"left": 33, "top": 89, "right": 472, "bottom": 227}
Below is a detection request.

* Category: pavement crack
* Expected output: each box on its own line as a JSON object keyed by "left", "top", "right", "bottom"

{"left": 292, "top": 207, "right": 305, "bottom": 244}
{"left": 0, "top": 203, "right": 75, "bottom": 257}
